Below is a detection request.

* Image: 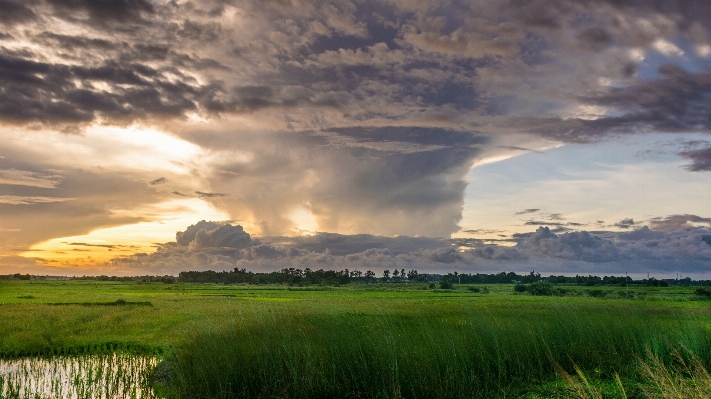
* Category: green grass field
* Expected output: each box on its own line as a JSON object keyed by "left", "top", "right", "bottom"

{"left": 1, "top": 280, "right": 710, "bottom": 398}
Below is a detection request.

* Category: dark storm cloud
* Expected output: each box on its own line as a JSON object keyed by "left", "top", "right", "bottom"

{"left": 576, "top": 66, "right": 711, "bottom": 136}
{"left": 0, "top": 52, "right": 226, "bottom": 125}
{"left": 2, "top": 0, "right": 711, "bottom": 254}
{"left": 201, "top": 128, "right": 480, "bottom": 237}
{"left": 46, "top": 0, "right": 154, "bottom": 23}
{"left": 679, "top": 145, "right": 711, "bottom": 171}
{"left": 0, "top": 0, "right": 37, "bottom": 26}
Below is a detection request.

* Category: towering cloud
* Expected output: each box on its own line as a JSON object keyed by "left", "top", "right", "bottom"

{"left": 1, "top": 0, "right": 711, "bottom": 274}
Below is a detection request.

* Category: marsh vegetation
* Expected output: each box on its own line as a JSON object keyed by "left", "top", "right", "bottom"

{"left": 1, "top": 280, "right": 710, "bottom": 398}
{"left": 0, "top": 354, "right": 157, "bottom": 399}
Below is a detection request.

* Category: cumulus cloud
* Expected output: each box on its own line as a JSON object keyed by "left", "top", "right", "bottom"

{"left": 175, "top": 220, "right": 253, "bottom": 250}
{"left": 103, "top": 221, "right": 484, "bottom": 274}
{"left": 97, "top": 218, "right": 711, "bottom": 277}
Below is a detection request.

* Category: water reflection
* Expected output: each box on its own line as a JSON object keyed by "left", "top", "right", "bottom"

{"left": 0, "top": 354, "right": 157, "bottom": 399}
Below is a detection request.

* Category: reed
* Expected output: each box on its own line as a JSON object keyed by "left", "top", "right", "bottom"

{"left": 158, "top": 300, "right": 711, "bottom": 399}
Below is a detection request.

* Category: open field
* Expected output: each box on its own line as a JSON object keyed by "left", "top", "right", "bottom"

{"left": 1, "top": 280, "right": 711, "bottom": 398}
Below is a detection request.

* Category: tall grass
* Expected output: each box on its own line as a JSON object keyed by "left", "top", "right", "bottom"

{"left": 158, "top": 301, "right": 711, "bottom": 399}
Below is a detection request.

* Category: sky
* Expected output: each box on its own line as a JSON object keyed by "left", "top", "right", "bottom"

{"left": 1, "top": 0, "right": 710, "bottom": 278}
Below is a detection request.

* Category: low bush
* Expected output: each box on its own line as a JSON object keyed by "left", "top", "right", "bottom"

{"left": 587, "top": 289, "right": 607, "bottom": 298}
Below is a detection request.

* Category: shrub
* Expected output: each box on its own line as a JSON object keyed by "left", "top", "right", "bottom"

{"left": 528, "top": 282, "right": 553, "bottom": 296}
{"left": 552, "top": 288, "right": 568, "bottom": 297}
{"left": 694, "top": 287, "right": 711, "bottom": 297}
{"left": 514, "top": 283, "right": 528, "bottom": 293}
{"left": 587, "top": 289, "right": 607, "bottom": 298}
{"left": 440, "top": 280, "right": 453, "bottom": 289}
{"left": 468, "top": 286, "right": 481, "bottom": 293}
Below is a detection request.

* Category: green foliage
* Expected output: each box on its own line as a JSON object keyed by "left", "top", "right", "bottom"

{"left": 527, "top": 282, "right": 553, "bottom": 296}
{"left": 2, "top": 280, "right": 711, "bottom": 398}
{"left": 439, "top": 280, "right": 453, "bottom": 289}
{"left": 161, "top": 300, "right": 711, "bottom": 399}
{"left": 514, "top": 282, "right": 554, "bottom": 296}
{"left": 587, "top": 289, "right": 607, "bottom": 298}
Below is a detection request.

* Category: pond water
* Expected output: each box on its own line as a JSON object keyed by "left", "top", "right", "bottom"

{"left": 0, "top": 354, "right": 158, "bottom": 399}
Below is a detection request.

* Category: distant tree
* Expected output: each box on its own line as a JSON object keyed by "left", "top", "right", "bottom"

{"left": 393, "top": 269, "right": 399, "bottom": 278}
{"left": 383, "top": 270, "right": 390, "bottom": 279}
{"left": 400, "top": 269, "right": 405, "bottom": 279}
{"left": 365, "top": 270, "right": 375, "bottom": 282}
{"left": 407, "top": 270, "right": 419, "bottom": 280}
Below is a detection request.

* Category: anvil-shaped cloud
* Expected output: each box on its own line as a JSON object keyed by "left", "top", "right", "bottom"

{"left": 1, "top": 0, "right": 711, "bottom": 274}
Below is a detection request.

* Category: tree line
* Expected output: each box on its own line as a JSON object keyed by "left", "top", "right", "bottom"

{"left": 2, "top": 271, "right": 708, "bottom": 287}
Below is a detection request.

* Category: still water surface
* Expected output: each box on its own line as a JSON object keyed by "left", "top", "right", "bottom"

{"left": 0, "top": 354, "right": 157, "bottom": 399}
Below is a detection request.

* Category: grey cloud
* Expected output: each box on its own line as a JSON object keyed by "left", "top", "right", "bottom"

{"left": 0, "top": 52, "right": 226, "bottom": 125}
{"left": 614, "top": 218, "right": 635, "bottom": 229}
{"left": 470, "top": 245, "right": 526, "bottom": 261}
{"left": 97, "top": 220, "right": 711, "bottom": 276}
{"left": 175, "top": 221, "right": 253, "bottom": 251}
{"left": 149, "top": 177, "right": 167, "bottom": 185}
{"left": 0, "top": 169, "right": 61, "bottom": 188}
{"left": 46, "top": 0, "right": 154, "bottom": 23}
{"left": 2, "top": 0, "right": 711, "bottom": 258}
{"left": 616, "top": 226, "right": 666, "bottom": 241}
{"left": 195, "top": 191, "right": 228, "bottom": 198}
{"left": 679, "top": 145, "right": 711, "bottom": 172}
{"left": 0, "top": 195, "right": 74, "bottom": 205}
{"left": 650, "top": 214, "right": 711, "bottom": 232}
{"left": 573, "top": 67, "right": 711, "bottom": 138}
{"left": 200, "top": 128, "right": 480, "bottom": 237}
{"left": 515, "top": 208, "right": 540, "bottom": 215}
{"left": 524, "top": 221, "right": 563, "bottom": 226}
{"left": 504, "top": 227, "right": 623, "bottom": 263}
{"left": 463, "top": 229, "right": 504, "bottom": 235}
{"left": 261, "top": 232, "right": 446, "bottom": 256}
{"left": 0, "top": 0, "right": 37, "bottom": 26}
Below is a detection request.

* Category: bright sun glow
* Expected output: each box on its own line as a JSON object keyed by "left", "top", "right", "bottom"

{"left": 288, "top": 205, "right": 319, "bottom": 234}
{"left": 4, "top": 124, "right": 202, "bottom": 174}
{"left": 22, "top": 199, "right": 230, "bottom": 266}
